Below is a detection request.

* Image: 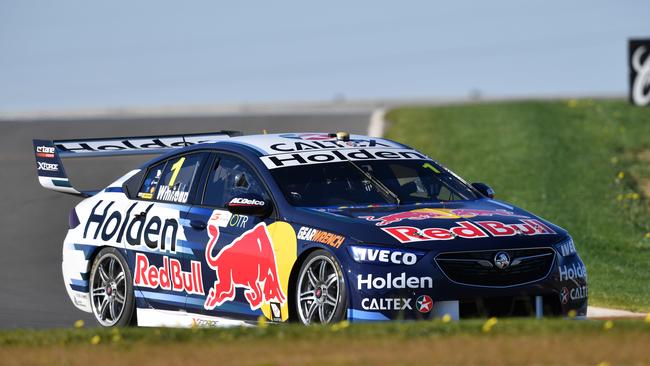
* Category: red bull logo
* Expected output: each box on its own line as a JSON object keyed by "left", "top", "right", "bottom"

{"left": 361, "top": 208, "right": 528, "bottom": 226}
{"left": 203, "top": 222, "right": 286, "bottom": 311}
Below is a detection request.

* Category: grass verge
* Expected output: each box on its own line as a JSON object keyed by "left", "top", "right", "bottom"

{"left": 386, "top": 99, "right": 650, "bottom": 312}
{"left": 1, "top": 319, "right": 649, "bottom": 365}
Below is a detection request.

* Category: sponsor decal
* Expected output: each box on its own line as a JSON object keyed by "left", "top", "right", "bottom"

{"left": 561, "top": 286, "right": 588, "bottom": 304}
{"left": 209, "top": 210, "right": 232, "bottom": 227}
{"left": 272, "top": 135, "right": 393, "bottom": 152}
{"left": 156, "top": 185, "right": 189, "bottom": 203}
{"left": 558, "top": 240, "right": 576, "bottom": 257}
{"left": 37, "top": 162, "right": 59, "bottom": 171}
{"left": 229, "top": 197, "right": 266, "bottom": 206}
{"left": 192, "top": 318, "right": 221, "bottom": 327}
{"left": 361, "top": 208, "right": 528, "bottom": 226}
{"left": 350, "top": 246, "right": 418, "bottom": 265}
{"left": 134, "top": 253, "right": 204, "bottom": 295}
{"left": 83, "top": 200, "right": 180, "bottom": 253}
{"left": 629, "top": 39, "right": 650, "bottom": 106}
{"left": 360, "top": 295, "right": 432, "bottom": 313}
{"left": 210, "top": 209, "right": 249, "bottom": 229}
{"left": 297, "top": 226, "right": 345, "bottom": 248}
{"left": 270, "top": 302, "right": 282, "bottom": 321}
{"left": 559, "top": 263, "right": 587, "bottom": 282}
{"left": 54, "top": 135, "right": 221, "bottom": 155}
{"left": 383, "top": 219, "right": 556, "bottom": 244}
{"left": 260, "top": 148, "right": 427, "bottom": 169}
{"left": 362, "top": 297, "right": 412, "bottom": 311}
{"left": 204, "top": 221, "right": 286, "bottom": 310}
{"left": 357, "top": 273, "right": 433, "bottom": 290}
{"left": 35, "top": 145, "right": 55, "bottom": 158}
{"left": 229, "top": 214, "right": 249, "bottom": 228}
{"left": 416, "top": 295, "right": 433, "bottom": 313}
{"left": 279, "top": 133, "right": 335, "bottom": 141}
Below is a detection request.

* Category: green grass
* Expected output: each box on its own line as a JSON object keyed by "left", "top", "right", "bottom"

{"left": 0, "top": 318, "right": 641, "bottom": 347}
{"left": 2, "top": 320, "right": 650, "bottom": 365}
{"left": 386, "top": 99, "right": 650, "bottom": 312}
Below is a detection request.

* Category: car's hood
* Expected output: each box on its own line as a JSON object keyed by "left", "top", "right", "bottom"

{"left": 292, "top": 199, "right": 567, "bottom": 251}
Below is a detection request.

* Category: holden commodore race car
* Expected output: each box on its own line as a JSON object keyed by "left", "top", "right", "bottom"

{"left": 33, "top": 131, "right": 587, "bottom": 327}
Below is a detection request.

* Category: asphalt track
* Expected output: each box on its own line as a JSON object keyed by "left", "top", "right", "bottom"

{"left": 0, "top": 112, "right": 371, "bottom": 328}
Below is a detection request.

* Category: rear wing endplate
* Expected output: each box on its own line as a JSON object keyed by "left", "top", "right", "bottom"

{"left": 33, "top": 131, "right": 240, "bottom": 197}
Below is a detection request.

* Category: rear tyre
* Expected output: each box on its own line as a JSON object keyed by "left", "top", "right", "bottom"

{"left": 296, "top": 250, "right": 347, "bottom": 325}
{"left": 89, "top": 247, "right": 135, "bottom": 327}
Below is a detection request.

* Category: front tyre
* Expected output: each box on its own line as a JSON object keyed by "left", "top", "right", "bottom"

{"left": 296, "top": 250, "right": 347, "bottom": 325}
{"left": 89, "top": 247, "right": 135, "bottom": 327}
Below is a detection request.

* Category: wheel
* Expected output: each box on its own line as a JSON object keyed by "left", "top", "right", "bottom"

{"left": 296, "top": 250, "right": 347, "bottom": 324}
{"left": 89, "top": 247, "right": 135, "bottom": 327}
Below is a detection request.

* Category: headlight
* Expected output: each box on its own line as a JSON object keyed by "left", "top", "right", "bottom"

{"left": 348, "top": 245, "right": 423, "bottom": 266}
{"left": 556, "top": 237, "right": 576, "bottom": 257}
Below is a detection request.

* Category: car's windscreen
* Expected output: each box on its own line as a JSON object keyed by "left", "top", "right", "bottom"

{"left": 270, "top": 160, "right": 479, "bottom": 207}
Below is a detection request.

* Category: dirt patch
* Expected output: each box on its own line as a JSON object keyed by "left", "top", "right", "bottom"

{"left": 2, "top": 333, "right": 650, "bottom": 366}
{"left": 637, "top": 150, "right": 650, "bottom": 164}
{"left": 639, "top": 178, "right": 650, "bottom": 199}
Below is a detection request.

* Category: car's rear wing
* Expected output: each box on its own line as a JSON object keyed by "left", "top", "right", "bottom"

{"left": 33, "top": 131, "right": 241, "bottom": 197}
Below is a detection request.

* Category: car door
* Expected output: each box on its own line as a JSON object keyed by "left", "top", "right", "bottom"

{"left": 128, "top": 151, "right": 210, "bottom": 312}
{"left": 185, "top": 152, "right": 284, "bottom": 323}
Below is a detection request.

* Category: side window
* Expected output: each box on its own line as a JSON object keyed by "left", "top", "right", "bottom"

{"left": 203, "top": 154, "right": 269, "bottom": 208}
{"left": 138, "top": 161, "right": 166, "bottom": 200}
{"left": 138, "top": 152, "right": 208, "bottom": 204}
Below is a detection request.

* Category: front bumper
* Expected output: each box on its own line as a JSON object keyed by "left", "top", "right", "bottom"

{"left": 344, "top": 247, "right": 588, "bottom": 321}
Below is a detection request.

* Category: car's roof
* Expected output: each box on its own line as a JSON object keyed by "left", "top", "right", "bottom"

{"left": 212, "top": 132, "right": 409, "bottom": 156}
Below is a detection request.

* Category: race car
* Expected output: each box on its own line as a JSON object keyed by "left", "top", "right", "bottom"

{"left": 33, "top": 131, "right": 587, "bottom": 327}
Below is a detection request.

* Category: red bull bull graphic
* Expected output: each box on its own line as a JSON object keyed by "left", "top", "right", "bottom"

{"left": 361, "top": 208, "right": 529, "bottom": 226}
{"left": 383, "top": 219, "right": 556, "bottom": 243}
{"left": 203, "top": 221, "right": 286, "bottom": 311}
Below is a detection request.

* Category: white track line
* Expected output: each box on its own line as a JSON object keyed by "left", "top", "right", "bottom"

{"left": 367, "top": 108, "right": 386, "bottom": 137}
{"left": 587, "top": 306, "right": 647, "bottom": 319}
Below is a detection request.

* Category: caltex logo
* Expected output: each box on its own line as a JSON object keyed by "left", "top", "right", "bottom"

{"left": 560, "top": 287, "right": 570, "bottom": 304}
{"left": 416, "top": 295, "right": 433, "bottom": 313}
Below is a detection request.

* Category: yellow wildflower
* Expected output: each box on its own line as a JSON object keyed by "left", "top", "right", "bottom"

{"left": 331, "top": 320, "right": 350, "bottom": 331}
{"left": 567, "top": 310, "right": 577, "bottom": 318}
{"left": 482, "top": 317, "right": 498, "bottom": 333}
{"left": 257, "top": 315, "right": 268, "bottom": 329}
{"left": 603, "top": 320, "right": 614, "bottom": 330}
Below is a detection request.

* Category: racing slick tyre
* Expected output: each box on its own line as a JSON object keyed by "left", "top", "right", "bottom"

{"left": 89, "top": 247, "right": 135, "bottom": 327}
{"left": 296, "top": 249, "right": 347, "bottom": 325}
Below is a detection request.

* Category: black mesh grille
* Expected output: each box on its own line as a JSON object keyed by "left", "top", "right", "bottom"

{"left": 435, "top": 248, "right": 555, "bottom": 287}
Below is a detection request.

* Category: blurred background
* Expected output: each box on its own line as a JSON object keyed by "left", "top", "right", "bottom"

{"left": 1, "top": 0, "right": 649, "bottom": 113}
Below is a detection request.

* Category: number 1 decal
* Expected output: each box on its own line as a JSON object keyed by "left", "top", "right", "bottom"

{"left": 168, "top": 157, "right": 185, "bottom": 187}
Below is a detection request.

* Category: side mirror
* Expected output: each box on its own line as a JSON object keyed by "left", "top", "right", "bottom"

{"left": 471, "top": 182, "right": 495, "bottom": 199}
{"left": 226, "top": 194, "right": 272, "bottom": 217}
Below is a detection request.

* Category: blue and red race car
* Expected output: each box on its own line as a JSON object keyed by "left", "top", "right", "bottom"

{"left": 33, "top": 131, "right": 587, "bottom": 327}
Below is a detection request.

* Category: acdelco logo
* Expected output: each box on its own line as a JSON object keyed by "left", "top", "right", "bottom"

{"left": 37, "top": 162, "right": 59, "bottom": 171}
{"left": 229, "top": 197, "right": 266, "bottom": 206}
